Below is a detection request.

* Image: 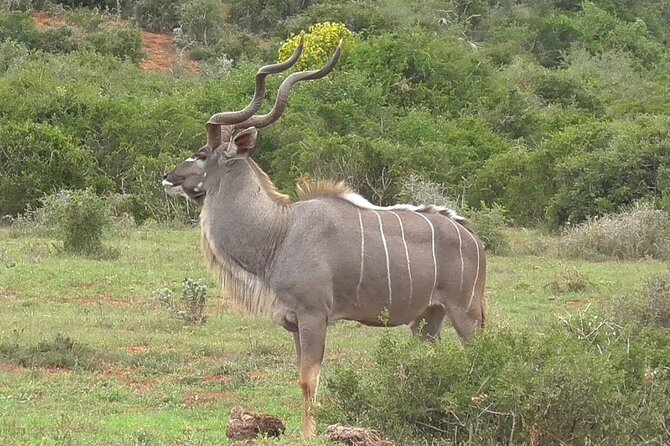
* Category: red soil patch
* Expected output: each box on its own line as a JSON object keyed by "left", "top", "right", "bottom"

{"left": 79, "top": 296, "right": 137, "bottom": 308}
{"left": 246, "top": 370, "right": 270, "bottom": 381}
{"left": 30, "top": 11, "right": 196, "bottom": 73}
{"left": 32, "top": 10, "right": 64, "bottom": 29}
{"left": 205, "top": 373, "right": 233, "bottom": 384}
{"left": 96, "top": 367, "right": 162, "bottom": 395}
{"left": 183, "top": 390, "right": 235, "bottom": 407}
{"left": 127, "top": 345, "right": 151, "bottom": 354}
{"left": 565, "top": 299, "right": 589, "bottom": 308}
{"left": 0, "top": 362, "right": 71, "bottom": 378}
{"left": 139, "top": 31, "right": 197, "bottom": 73}
{"left": 0, "top": 363, "right": 24, "bottom": 374}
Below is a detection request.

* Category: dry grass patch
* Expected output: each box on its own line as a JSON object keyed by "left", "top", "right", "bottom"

{"left": 560, "top": 202, "right": 670, "bottom": 261}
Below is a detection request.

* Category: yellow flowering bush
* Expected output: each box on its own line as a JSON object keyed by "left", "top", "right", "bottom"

{"left": 278, "top": 22, "right": 354, "bottom": 70}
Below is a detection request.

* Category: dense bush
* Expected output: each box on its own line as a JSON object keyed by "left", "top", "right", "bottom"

{"left": 321, "top": 314, "right": 670, "bottom": 444}
{"left": 0, "top": 122, "right": 93, "bottom": 216}
{"left": 84, "top": 26, "right": 145, "bottom": 62}
{"left": 0, "top": 11, "right": 145, "bottom": 61}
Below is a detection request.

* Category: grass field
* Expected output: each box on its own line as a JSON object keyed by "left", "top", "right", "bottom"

{"left": 0, "top": 225, "right": 666, "bottom": 445}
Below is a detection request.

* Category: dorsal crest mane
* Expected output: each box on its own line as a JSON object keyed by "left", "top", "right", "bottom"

{"left": 296, "top": 180, "right": 352, "bottom": 201}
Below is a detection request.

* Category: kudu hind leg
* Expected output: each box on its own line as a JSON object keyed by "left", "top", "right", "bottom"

{"left": 445, "top": 302, "right": 483, "bottom": 341}
{"left": 409, "top": 304, "right": 447, "bottom": 341}
{"left": 297, "top": 315, "right": 327, "bottom": 438}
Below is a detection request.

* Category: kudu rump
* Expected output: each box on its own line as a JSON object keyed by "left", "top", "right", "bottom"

{"left": 163, "top": 37, "right": 487, "bottom": 437}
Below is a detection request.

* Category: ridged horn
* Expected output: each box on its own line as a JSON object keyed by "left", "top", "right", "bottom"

{"left": 235, "top": 39, "right": 343, "bottom": 130}
{"left": 205, "top": 34, "right": 305, "bottom": 148}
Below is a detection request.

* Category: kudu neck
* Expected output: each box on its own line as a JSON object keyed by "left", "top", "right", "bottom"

{"left": 201, "top": 159, "right": 290, "bottom": 276}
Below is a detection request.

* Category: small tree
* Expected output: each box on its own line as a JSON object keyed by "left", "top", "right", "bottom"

{"left": 278, "top": 21, "right": 354, "bottom": 70}
{"left": 48, "top": 189, "right": 111, "bottom": 256}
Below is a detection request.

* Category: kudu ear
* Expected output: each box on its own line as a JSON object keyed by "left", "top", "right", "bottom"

{"left": 224, "top": 127, "right": 258, "bottom": 158}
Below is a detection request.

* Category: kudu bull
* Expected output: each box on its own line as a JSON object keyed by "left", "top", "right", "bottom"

{"left": 162, "top": 37, "right": 487, "bottom": 438}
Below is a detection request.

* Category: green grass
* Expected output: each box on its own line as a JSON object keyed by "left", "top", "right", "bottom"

{"left": 0, "top": 225, "right": 666, "bottom": 445}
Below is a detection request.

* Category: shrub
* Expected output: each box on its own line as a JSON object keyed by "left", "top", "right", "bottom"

{"left": 186, "top": 24, "right": 265, "bottom": 64}
{"left": 400, "top": 173, "right": 460, "bottom": 210}
{"left": 0, "top": 11, "right": 41, "bottom": 48}
{"left": 559, "top": 202, "right": 670, "bottom": 261}
{"left": 37, "top": 27, "right": 82, "bottom": 54}
{"left": 321, "top": 317, "right": 670, "bottom": 445}
{"left": 47, "top": 189, "right": 112, "bottom": 256}
{"left": 153, "top": 278, "right": 209, "bottom": 325}
{"left": 0, "top": 333, "right": 96, "bottom": 370}
{"left": 0, "top": 39, "right": 30, "bottom": 74}
{"left": 466, "top": 202, "right": 510, "bottom": 255}
{"left": 84, "top": 26, "right": 145, "bottom": 63}
{"left": 132, "top": 0, "right": 180, "bottom": 32}
{"left": 278, "top": 22, "right": 355, "bottom": 70}
{"left": 64, "top": 7, "right": 106, "bottom": 32}
{"left": 545, "top": 267, "right": 593, "bottom": 294}
{"left": 287, "top": 1, "right": 391, "bottom": 37}
{"left": 177, "top": 0, "right": 224, "bottom": 45}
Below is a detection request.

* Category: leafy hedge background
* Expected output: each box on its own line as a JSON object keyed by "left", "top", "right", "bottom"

{"left": 1, "top": 0, "right": 669, "bottom": 228}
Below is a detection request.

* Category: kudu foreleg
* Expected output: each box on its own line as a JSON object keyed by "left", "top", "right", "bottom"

{"left": 297, "top": 315, "right": 327, "bottom": 438}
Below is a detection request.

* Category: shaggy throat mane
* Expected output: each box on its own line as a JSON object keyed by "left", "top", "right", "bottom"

{"left": 200, "top": 215, "right": 282, "bottom": 319}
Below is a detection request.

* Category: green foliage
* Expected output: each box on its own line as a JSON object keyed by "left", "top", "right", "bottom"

{"left": 132, "top": 0, "right": 179, "bottom": 32}
{"left": 177, "top": 0, "right": 224, "bottom": 45}
{"left": 559, "top": 202, "right": 670, "bottom": 261}
{"left": 84, "top": 26, "right": 145, "bottom": 62}
{"left": 1, "top": 0, "right": 670, "bottom": 229}
{"left": 153, "top": 278, "right": 208, "bottom": 325}
{"left": 228, "top": 0, "right": 305, "bottom": 33}
{"left": 321, "top": 315, "right": 670, "bottom": 444}
{"left": 0, "top": 122, "right": 93, "bottom": 217}
{"left": 46, "top": 189, "right": 112, "bottom": 256}
{"left": 38, "top": 27, "right": 82, "bottom": 54}
{"left": 186, "top": 24, "right": 265, "bottom": 64}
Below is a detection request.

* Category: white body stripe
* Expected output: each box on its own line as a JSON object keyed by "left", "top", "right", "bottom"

{"left": 464, "top": 230, "right": 481, "bottom": 311}
{"left": 372, "top": 210, "right": 393, "bottom": 307}
{"left": 356, "top": 209, "right": 365, "bottom": 305}
{"left": 415, "top": 212, "right": 437, "bottom": 304}
{"left": 444, "top": 217, "right": 465, "bottom": 291}
{"left": 390, "top": 211, "right": 413, "bottom": 305}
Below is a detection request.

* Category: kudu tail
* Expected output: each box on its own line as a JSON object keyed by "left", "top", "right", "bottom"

{"left": 480, "top": 292, "right": 488, "bottom": 331}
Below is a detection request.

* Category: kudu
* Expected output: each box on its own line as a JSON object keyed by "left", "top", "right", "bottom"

{"left": 162, "top": 37, "right": 487, "bottom": 438}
